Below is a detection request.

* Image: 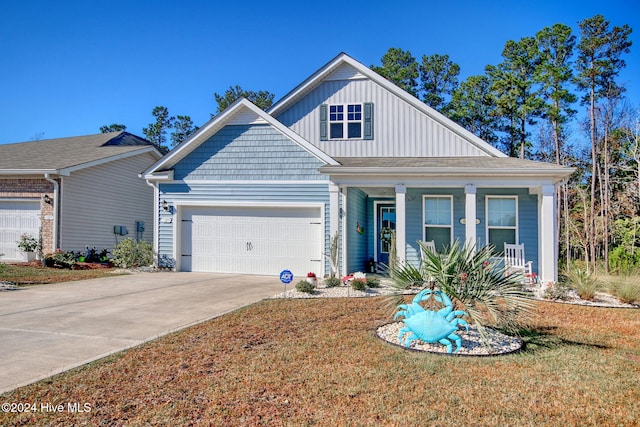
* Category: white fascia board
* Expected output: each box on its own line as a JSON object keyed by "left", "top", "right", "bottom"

{"left": 144, "top": 98, "right": 337, "bottom": 174}
{"left": 329, "top": 176, "right": 564, "bottom": 188}
{"left": 324, "top": 167, "right": 574, "bottom": 186}
{"left": 57, "top": 147, "right": 162, "bottom": 176}
{"left": 269, "top": 53, "right": 506, "bottom": 158}
{"left": 0, "top": 169, "right": 57, "bottom": 175}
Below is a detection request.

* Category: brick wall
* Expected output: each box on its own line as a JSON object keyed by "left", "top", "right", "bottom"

{"left": 0, "top": 178, "right": 57, "bottom": 253}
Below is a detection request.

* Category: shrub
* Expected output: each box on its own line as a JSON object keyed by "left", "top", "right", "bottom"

{"left": 543, "top": 281, "right": 572, "bottom": 301}
{"left": 325, "top": 276, "right": 341, "bottom": 288}
{"left": 351, "top": 278, "right": 367, "bottom": 291}
{"left": 295, "top": 280, "right": 315, "bottom": 294}
{"left": 565, "top": 266, "right": 598, "bottom": 301}
{"left": 391, "top": 240, "right": 535, "bottom": 337}
{"left": 17, "top": 233, "right": 40, "bottom": 252}
{"left": 45, "top": 250, "right": 76, "bottom": 269}
{"left": 609, "top": 246, "right": 640, "bottom": 273}
{"left": 607, "top": 278, "right": 640, "bottom": 304}
{"left": 366, "top": 277, "right": 381, "bottom": 288}
{"left": 111, "top": 238, "right": 154, "bottom": 268}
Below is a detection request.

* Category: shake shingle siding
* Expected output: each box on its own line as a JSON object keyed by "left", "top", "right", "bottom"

{"left": 157, "top": 123, "right": 331, "bottom": 270}
{"left": 173, "top": 125, "right": 326, "bottom": 181}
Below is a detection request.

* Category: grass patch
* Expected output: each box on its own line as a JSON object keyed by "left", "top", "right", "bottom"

{"left": 1, "top": 299, "right": 639, "bottom": 426}
{"left": 0, "top": 263, "right": 123, "bottom": 286}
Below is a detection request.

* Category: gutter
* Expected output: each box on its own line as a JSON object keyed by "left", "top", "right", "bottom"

{"left": 144, "top": 179, "right": 160, "bottom": 266}
{"left": 43, "top": 173, "right": 59, "bottom": 253}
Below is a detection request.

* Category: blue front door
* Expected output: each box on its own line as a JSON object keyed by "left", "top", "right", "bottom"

{"left": 377, "top": 204, "right": 396, "bottom": 266}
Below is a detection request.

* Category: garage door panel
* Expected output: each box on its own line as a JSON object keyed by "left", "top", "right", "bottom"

{"left": 181, "top": 206, "right": 322, "bottom": 276}
{"left": 0, "top": 200, "right": 41, "bottom": 261}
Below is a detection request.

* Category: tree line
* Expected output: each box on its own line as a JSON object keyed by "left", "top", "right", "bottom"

{"left": 100, "top": 86, "right": 274, "bottom": 152}
{"left": 103, "top": 14, "right": 635, "bottom": 272}
{"left": 371, "top": 15, "right": 636, "bottom": 272}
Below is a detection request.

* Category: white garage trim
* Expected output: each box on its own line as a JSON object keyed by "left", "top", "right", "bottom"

{"left": 174, "top": 202, "right": 325, "bottom": 277}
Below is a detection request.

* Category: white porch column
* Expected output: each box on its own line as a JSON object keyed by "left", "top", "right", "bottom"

{"left": 329, "top": 183, "right": 340, "bottom": 276}
{"left": 539, "top": 184, "right": 557, "bottom": 284}
{"left": 464, "top": 184, "right": 477, "bottom": 249}
{"left": 395, "top": 184, "right": 406, "bottom": 263}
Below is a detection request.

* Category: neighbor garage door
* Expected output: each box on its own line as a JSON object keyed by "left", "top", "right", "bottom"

{"left": 0, "top": 200, "right": 41, "bottom": 261}
{"left": 180, "top": 206, "right": 323, "bottom": 276}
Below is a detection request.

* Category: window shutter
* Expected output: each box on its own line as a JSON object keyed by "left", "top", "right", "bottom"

{"left": 320, "top": 104, "right": 328, "bottom": 141}
{"left": 364, "top": 102, "right": 373, "bottom": 140}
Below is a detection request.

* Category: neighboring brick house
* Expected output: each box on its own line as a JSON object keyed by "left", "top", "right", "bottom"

{"left": 0, "top": 132, "right": 162, "bottom": 261}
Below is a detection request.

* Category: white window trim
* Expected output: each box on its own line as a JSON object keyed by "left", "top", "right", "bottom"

{"left": 422, "top": 195, "right": 453, "bottom": 245}
{"left": 329, "top": 103, "right": 363, "bottom": 140}
{"left": 485, "top": 195, "right": 519, "bottom": 245}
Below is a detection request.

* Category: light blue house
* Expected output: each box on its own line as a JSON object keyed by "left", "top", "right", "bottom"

{"left": 142, "top": 53, "right": 573, "bottom": 284}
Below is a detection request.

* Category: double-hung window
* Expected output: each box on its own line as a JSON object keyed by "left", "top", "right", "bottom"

{"left": 486, "top": 196, "right": 517, "bottom": 249}
{"left": 320, "top": 103, "right": 373, "bottom": 140}
{"left": 329, "top": 104, "right": 362, "bottom": 139}
{"left": 424, "top": 196, "right": 453, "bottom": 251}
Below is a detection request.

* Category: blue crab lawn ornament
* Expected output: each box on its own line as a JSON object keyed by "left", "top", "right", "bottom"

{"left": 394, "top": 289, "right": 469, "bottom": 353}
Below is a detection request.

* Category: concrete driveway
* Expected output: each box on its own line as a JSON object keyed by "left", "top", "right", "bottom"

{"left": 0, "top": 272, "right": 284, "bottom": 394}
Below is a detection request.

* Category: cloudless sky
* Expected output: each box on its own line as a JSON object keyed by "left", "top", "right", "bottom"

{"left": 1, "top": 0, "right": 638, "bottom": 146}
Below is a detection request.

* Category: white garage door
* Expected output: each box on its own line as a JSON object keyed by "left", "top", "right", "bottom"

{"left": 0, "top": 200, "right": 41, "bottom": 262}
{"left": 181, "top": 206, "right": 323, "bottom": 276}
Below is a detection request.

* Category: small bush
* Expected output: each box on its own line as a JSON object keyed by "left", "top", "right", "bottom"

{"left": 45, "top": 250, "right": 76, "bottom": 269}
{"left": 366, "top": 277, "right": 381, "bottom": 288}
{"left": 325, "top": 276, "right": 341, "bottom": 288}
{"left": 295, "top": 280, "right": 315, "bottom": 294}
{"left": 111, "top": 239, "right": 154, "bottom": 268}
{"left": 543, "top": 281, "right": 572, "bottom": 301}
{"left": 608, "top": 279, "right": 640, "bottom": 304}
{"left": 351, "top": 278, "right": 367, "bottom": 291}
{"left": 565, "top": 267, "right": 598, "bottom": 301}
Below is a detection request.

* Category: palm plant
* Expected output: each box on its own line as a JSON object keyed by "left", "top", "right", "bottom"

{"left": 389, "top": 240, "right": 535, "bottom": 344}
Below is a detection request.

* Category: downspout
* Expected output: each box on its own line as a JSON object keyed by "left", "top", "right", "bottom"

{"left": 145, "top": 179, "right": 160, "bottom": 267}
{"left": 43, "top": 173, "right": 59, "bottom": 252}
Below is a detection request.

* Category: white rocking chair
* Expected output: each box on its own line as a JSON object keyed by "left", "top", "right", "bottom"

{"left": 419, "top": 240, "right": 436, "bottom": 260}
{"left": 504, "top": 243, "right": 536, "bottom": 284}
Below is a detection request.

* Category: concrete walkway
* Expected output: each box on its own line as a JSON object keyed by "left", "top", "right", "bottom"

{"left": 0, "top": 272, "right": 284, "bottom": 394}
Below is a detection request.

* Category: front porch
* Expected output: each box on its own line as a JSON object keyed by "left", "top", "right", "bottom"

{"left": 330, "top": 183, "right": 558, "bottom": 284}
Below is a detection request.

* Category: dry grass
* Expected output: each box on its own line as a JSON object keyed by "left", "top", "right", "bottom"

{"left": 0, "top": 263, "right": 121, "bottom": 285}
{"left": 1, "top": 298, "right": 639, "bottom": 426}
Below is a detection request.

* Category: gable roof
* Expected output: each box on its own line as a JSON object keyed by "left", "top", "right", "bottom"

{"left": 143, "top": 98, "right": 338, "bottom": 179}
{"left": 0, "top": 132, "right": 161, "bottom": 175}
{"left": 268, "top": 52, "right": 506, "bottom": 158}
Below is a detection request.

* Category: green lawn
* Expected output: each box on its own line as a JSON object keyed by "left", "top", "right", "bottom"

{"left": 1, "top": 297, "right": 638, "bottom": 426}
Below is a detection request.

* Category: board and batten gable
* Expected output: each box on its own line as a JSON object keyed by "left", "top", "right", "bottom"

{"left": 274, "top": 62, "right": 492, "bottom": 158}
{"left": 59, "top": 152, "right": 157, "bottom": 251}
{"left": 156, "top": 122, "right": 332, "bottom": 272}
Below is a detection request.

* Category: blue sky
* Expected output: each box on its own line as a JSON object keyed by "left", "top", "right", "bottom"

{"left": 1, "top": 0, "right": 638, "bottom": 145}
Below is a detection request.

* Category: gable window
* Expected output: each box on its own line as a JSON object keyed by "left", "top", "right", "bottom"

{"left": 320, "top": 103, "right": 373, "bottom": 141}
{"left": 424, "top": 196, "right": 453, "bottom": 251}
{"left": 329, "top": 104, "right": 362, "bottom": 139}
{"left": 486, "top": 196, "right": 517, "bottom": 249}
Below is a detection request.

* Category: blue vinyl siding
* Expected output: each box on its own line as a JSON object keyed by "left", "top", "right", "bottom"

{"left": 405, "top": 188, "right": 465, "bottom": 267}
{"left": 157, "top": 122, "right": 331, "bottom": 271}
{"left": 346, "top": 188, "right": 369, "bottom": 273}
{"left": 477, "top": 188, "right": 539, "bottom": 273}
{"left": 174, "top": 124, "right": 326, "bottom": 181}
{"left": 343, "top": 187, "right": 538, "bottom": 273}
